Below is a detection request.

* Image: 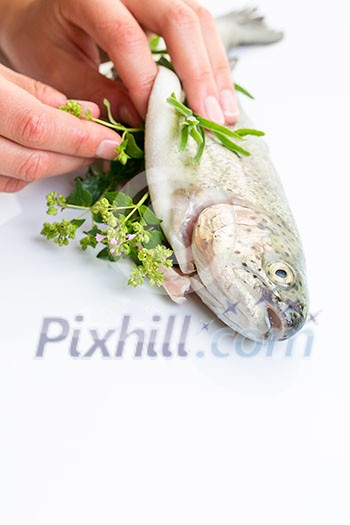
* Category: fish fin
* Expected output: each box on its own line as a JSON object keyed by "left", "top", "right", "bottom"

{"left": 216, "top": 8, "right": 284, "bottom": 51}
{"left": 161, "top": 266, "right": 192, "bottom": 304}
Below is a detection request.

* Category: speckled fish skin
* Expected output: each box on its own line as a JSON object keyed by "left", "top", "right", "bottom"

{"left": 145, "top": 11, "right": 308, "bottom": 342}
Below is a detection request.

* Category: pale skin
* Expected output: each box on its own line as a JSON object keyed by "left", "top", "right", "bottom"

{"left": 0, "top": 0, "right": 238, "bottom": 193}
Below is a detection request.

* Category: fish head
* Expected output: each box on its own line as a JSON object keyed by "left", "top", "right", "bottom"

{"left": 191, "top": 202, "right": 309, "bottom": 341}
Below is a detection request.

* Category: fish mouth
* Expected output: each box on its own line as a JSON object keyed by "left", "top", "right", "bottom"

{"left": 193, "top": 271, "right": 307, "bottom": 342}
{"left": 264, "top": 302, "right": 307, "bottom": 341}
{"left": 264, "top": 306, "right": 284, "bottom": 340}
{"left": 266, "top": 306, "right": 283, "bottom": 335}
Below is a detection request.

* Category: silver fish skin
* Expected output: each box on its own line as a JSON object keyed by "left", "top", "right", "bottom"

{"left": 145, "top": 14, "right": 308, "bottom": 342}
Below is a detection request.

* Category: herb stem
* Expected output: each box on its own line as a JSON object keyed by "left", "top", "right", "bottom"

{"left": 151, "top": 49, "right": 168, "bottom": 54}
{"left": 90, "top": 117, "right": 142, "bottom": 134}
{"left": 124, "top": 192, "right": 149, "bottom": 222}
{"left": 65, "top": 204, "right": 90, "bottom": 211}
{"left": 75, "top": 210, "right": 90, "bottom": 220}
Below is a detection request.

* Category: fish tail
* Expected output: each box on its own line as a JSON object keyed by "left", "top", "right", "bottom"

{"left": 216, "top": 7, "right": 284, "bottom": 51}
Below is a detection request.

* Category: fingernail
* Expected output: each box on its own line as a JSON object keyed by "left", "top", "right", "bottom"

{"left": 96, "top": 139, "right": 121, "bottom": 160}
{"left": 204, "top": 96, "right": 225, "bottom": 124}
{"left": 220, "top": 89, "right": 239, "bottom": 123}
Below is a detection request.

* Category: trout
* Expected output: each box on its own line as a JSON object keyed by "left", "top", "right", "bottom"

{"left": 145, "top": 9, "right": 308, "bottom": 342}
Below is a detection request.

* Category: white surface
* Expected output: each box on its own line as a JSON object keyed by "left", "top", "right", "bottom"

{"left": 1, "top": 0, "right": 349, "bottom": 523}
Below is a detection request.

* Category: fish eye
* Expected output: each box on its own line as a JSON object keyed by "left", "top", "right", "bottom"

{"left": 268, "top": 262, "right": 295, "bottom": 286}
{"left": 275, "top": 268, "right": 287, "bottom": 279}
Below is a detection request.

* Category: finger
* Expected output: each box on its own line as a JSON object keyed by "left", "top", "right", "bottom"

{"left": 0, "top": 175, "right": 28, "bottom": 193}
{"left": 121, "top": 0, "right": 225, "bottom": 123}
{"left": 0, "top": 63, "right": 67, "bottom": 107}
{"left": 0, "top": 135, "right": 91, "bottom": 184}
{"left": 73, "top": 100, "right": 101, "bottom": 119}
{"left": 59, "top": 0, "right": 158, "bottom": 118}
{"left": 0, "top": 75, "right": 123, "bottom": 160}
{"left": 182, "top": 0, "right": 239, "bottom": 123}
{"left": 0, "top": 63, "right": 102, "bottom": 119}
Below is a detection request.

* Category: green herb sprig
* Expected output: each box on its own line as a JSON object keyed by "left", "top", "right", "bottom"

{"left": 41, "top": 162, "right": 173, "bottom": 288}
{"left": 148, "top": 35, "right": 263, "bottom": 163}
{"left": 166, "top": 93, "right": 264, "bottom": 163}
{"left": 59, "top": 99, "right": 144, "bottom": 165}
{"left": 234, "top": 83, "right": 255, "bottom": 100}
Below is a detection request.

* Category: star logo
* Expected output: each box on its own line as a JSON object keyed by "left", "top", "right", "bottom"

{"left": 200, "top": 321, "right": 211, "bottom": 332}
{"left": 307, "top": 310, "right": 322, "bottom": 325}
{"left": 255, "top": 288, "right": 273, "bottom": 306}
{"left": 223, "top": 301, "right": 240, "bottom": 315}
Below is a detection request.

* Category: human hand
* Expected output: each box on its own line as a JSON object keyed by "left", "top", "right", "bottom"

{"left": 0, "top": 0, "right": 238, "bottom": 125}
{"left": 0, "top": 64, "right": 123, "bottom": 193}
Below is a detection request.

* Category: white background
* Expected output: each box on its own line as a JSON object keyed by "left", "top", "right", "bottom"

{"left": 1, "top": 0, "right": 350, "bottom": 523}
